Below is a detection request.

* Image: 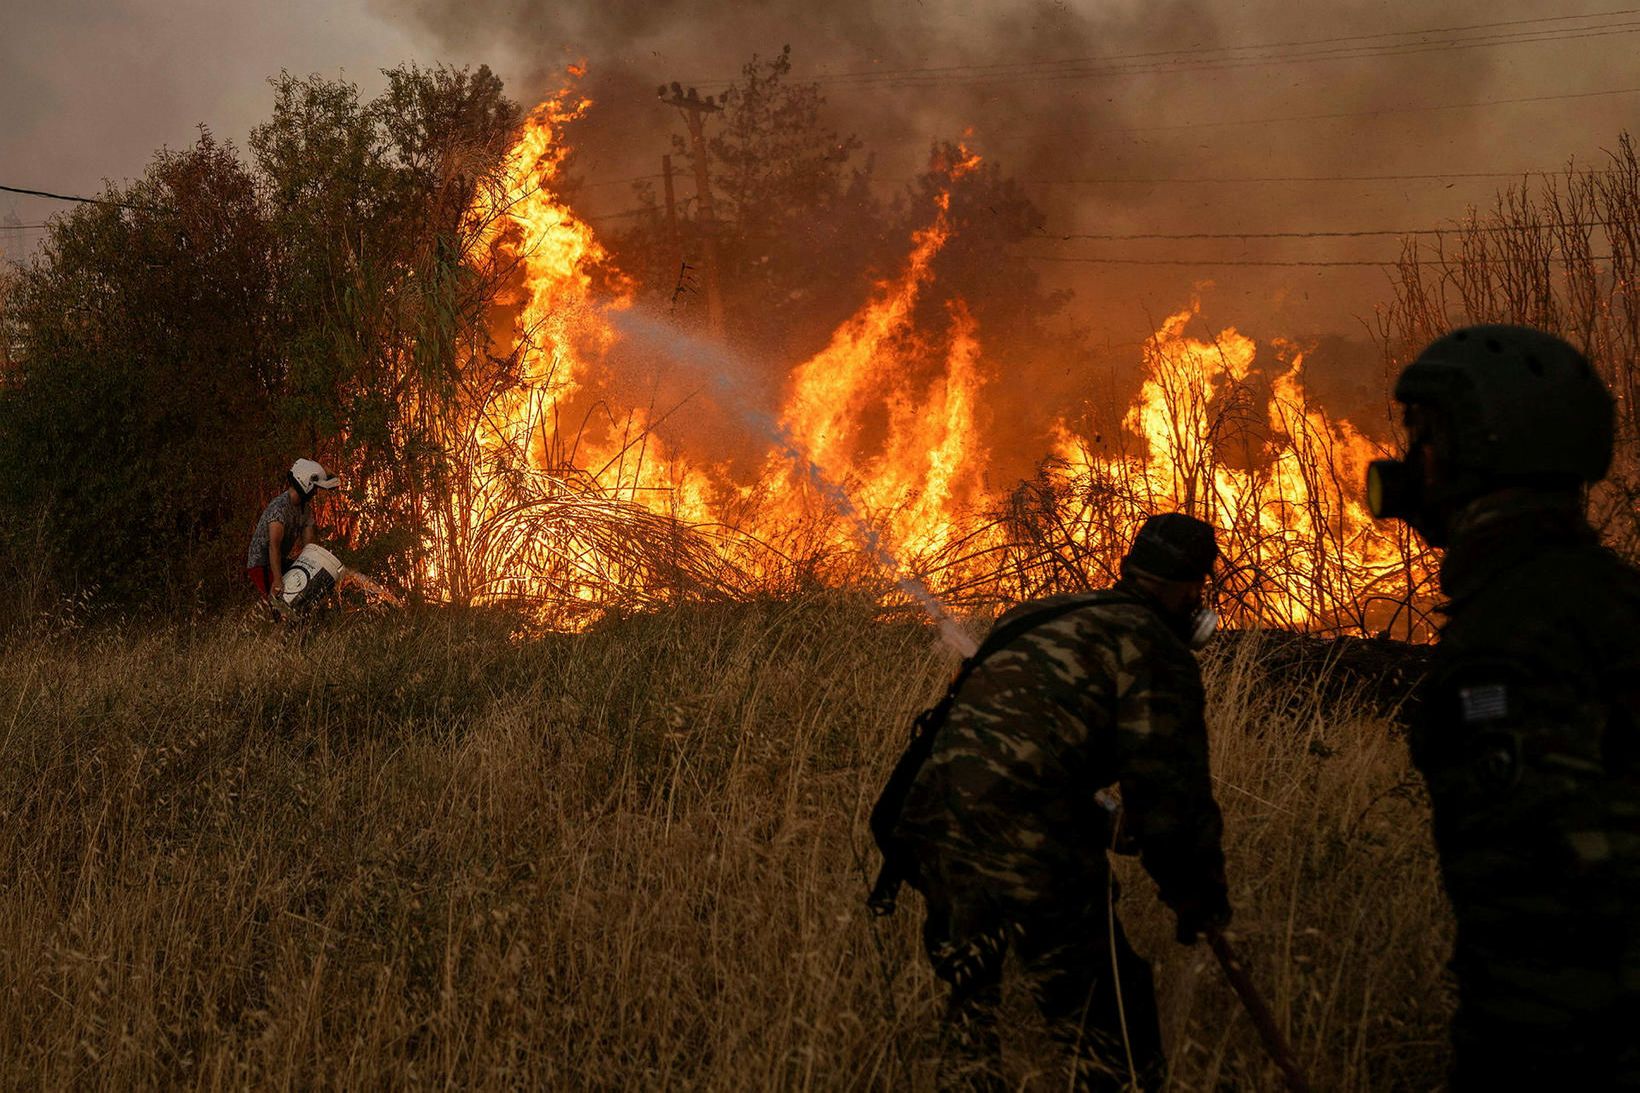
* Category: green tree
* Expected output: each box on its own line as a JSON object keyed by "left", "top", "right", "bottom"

{"left": 0, "top": 133, "right": 277, "bottom": 604}
{"left": 0, "top": 64, "right": 522, "bottom": 609}
{"left": 252, "top": 64, "right": 521, "bottom": 592}
{"left": 610, "top": 48, "right": 889, "bottom": 365}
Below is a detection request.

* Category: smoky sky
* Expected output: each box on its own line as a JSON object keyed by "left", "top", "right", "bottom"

{"left": 369, "top": 0, "right": 1640, "bottom": 345}
{"left": 6, "top": 0, "right": 1640, "bottom": 342}
{"left": 0, "top": 0, "right": 454, "bottom": 262}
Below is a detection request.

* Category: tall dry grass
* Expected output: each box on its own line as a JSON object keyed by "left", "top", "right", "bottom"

{"left": 0, "top": 602, "right": 1449, "bottom": 1088}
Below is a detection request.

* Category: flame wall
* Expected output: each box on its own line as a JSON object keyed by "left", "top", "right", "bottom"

{"left": 435, "top": 90, "right": 1434, "bottom": 638}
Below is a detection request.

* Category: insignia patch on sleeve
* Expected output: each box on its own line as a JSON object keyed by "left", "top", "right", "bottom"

{"left": 1459, "top": 684, "right": 1509, "bottom": 723}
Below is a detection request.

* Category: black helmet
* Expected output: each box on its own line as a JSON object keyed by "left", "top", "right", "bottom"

{"left": 1124, "top": 512, "right": 1219, "bottom": 581}
{"left": 1393, "top": 325, "right": 1613, "bottom": 484}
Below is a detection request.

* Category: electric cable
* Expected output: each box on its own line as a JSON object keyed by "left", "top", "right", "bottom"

{"left": 0, "top": 183, "right": 159, "bottom": 212}
{"left": 1012, "top": 252, "right": 1614, "bottom": 268}
{"left": 1013, "top": 168, "right": 1610, "bottom": 185}
{"left": 813, "top": 21, "right": 1640, "bottom": 90}
{"left": 1037, "top": 219, "right": 1623, "bottom": 240}
{"left": 797, "top": 8, "right": 1640, "bottom": 87}
{"left": 857, "top": 28, "right": 1640, "bottom": 91}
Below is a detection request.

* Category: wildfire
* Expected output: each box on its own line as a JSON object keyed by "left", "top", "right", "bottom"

{"left": 430, "top": 76, "right": 1433, "bottom": 638}
{"left": 1046, "top": 308, "right": 1431, "bottom": 636}
{"left": 483, "top": 91, "right": 708, "bottom": 512}
{"left": 762, "top": 145, "right": 989, "bottom": 561}
{"left": 423, "top": 86, "right": 724, "bottom": 615}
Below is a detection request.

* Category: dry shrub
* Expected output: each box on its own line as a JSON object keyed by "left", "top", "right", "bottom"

{"left": 0, "top": 605, "right": 1448, "bottom": 1088}
{"left": 1380, "top": 134, "right": 1640, "bottom": 557}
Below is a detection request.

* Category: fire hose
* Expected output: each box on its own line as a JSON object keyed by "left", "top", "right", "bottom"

{"left": 1206, "top": 928, "right": 1314, "bottom": 1093}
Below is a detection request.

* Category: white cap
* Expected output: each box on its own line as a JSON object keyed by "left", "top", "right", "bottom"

{"left": 290, "top": 458, "right": 340, "bottom": 493}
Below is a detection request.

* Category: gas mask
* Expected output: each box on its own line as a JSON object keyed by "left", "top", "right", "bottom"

{"left": 1186, "top": 606, "right": 1219, "bottom": 649}
{"left": 1172, "top": 583, "right": 1218, "bottom": 649}
{"left": 1367, "top": 451, "right": 1454, "bottom": 546}
{"left": 1365, "top": 407, "right": 1458, "bottom": 547}
{"left": 1143, "top": 588, "right": 1218, "bottom": 650}
{"left": 1368, "top": 404, "right": 1432, "bottom": 523}
{"left": 1365, "top": 457, "right": 1422, "bottom": 521}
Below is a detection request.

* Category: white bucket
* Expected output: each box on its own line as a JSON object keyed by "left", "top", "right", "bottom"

{"left": 279, "top": 544, "right": 344, "bottom": 611}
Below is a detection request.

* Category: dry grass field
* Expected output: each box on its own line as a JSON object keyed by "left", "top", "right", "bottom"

{"left": 0, "top": 600, "right": 1452, "bottom": 1089}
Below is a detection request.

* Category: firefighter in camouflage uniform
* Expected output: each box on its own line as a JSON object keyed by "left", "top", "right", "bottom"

{"left": 892, "top": 514, "right": 1231, "bottom": 1091}
{"left": 1368, "top": 325, "right": 1640, "bottom": 1089}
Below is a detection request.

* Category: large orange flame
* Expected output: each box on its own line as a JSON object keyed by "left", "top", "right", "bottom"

{"left": 1047, "top": 305, "right": 1430, "bottom": 635}
{"left": 433, "top": 79, "right": 1433, "bottom": 637}
{"left": 760, "top": 147, "right": 989, "bottom": 561}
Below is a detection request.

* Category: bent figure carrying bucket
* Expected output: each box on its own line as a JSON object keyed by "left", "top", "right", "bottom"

{"left": 246, "top": 458, "right": 340, "bottom": 611}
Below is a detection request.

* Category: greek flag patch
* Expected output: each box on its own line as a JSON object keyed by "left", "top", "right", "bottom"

{"left": 1459, "top": 684, "right": 1509, "bottom": 723}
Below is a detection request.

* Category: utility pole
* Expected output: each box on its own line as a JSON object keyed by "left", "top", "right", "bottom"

{"left": 660, "top": 154, "right": 679, "bottom": 246}
{"left": 657, "top": 82, "right": 725, "bottom": 339}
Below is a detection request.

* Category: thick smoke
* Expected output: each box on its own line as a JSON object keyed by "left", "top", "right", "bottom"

{"left": 372, "top": 0, "right": 1638, "bottom": 429}
{"left": 369, "top": 0, "right": 1624, "bottom": 327}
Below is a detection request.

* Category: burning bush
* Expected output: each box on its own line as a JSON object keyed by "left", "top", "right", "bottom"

{"left": 15, "top": 59, "right": 1636, "bottom": 634}
{"left": 412, "top": 81, "right": 1436, "bottom": 638}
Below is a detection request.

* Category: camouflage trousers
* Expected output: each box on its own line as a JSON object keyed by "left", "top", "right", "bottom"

{"left": 921, "top": 871, "right": 1164, "bottom": 1092}
{"left": 1448, "top": 908, "right": 1640, "bottom": 1090}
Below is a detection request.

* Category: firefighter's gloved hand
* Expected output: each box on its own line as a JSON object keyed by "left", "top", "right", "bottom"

{"left": 1171, "top": 886, "right": 1231, "bottom": 945}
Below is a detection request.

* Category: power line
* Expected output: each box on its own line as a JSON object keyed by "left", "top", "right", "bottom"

{"left": 817, "top": 20, "right": 1640, "bottom": 90}
{"left": 1015, "top": 170, "right": 1594, "bottom": 186}
{"left": 1019, "top": 254, "right": 1395, "bottom": 268}
{"left": 582, "top": 159, "right": 1612, "bottom": 198}
{"left": 2, "top": 170, "right": 651, "bottom": 228}
{"left": 1010, "top": 162, "right": 1613, "bottom": 183}
{"left": 12, "top": 78, "right": 1628, "bottom": 237}
{"left": 790, "top": 8, "right": 1640, "bottom": 86}
{"left": 566, "top": 74, "right": 1640, "bottom": 192}
{"left": 675, "top": 9, "right": 1640, "bottom": 90}
{"left": 1096, "top": 85, "right": 1640, "bottom": 135}
{"left": 582, "top": 206, "right": 654, "bottom": 222}
{"left": 0, "top": 183, "right": 157, "bottom": 212}
{"left": 1015, "top": 252, "right": 1615, "bottom": 268}
{"left": 567, "top": 84, "right": 1640, "bottom": 195}
{"left": 1037, "top": 219, "right": 1623, "bottom": 241}
{"left": 571, "top": 165, "right": 1614, "bottom": 230}
{"left": 906, "top": 171, "right": 1568, "bottom": 186}
{"left": 573, "top": 173, "right": 665, "bottom": 190}
{"left": 903, "top": 82, "right": 1640, "bottom": 149}
{"left": 878, "top": 26, "right": 1640, "bottom": 89}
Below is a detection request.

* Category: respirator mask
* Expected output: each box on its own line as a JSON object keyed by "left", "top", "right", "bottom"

{"left": 1365, "top": 456, "right": 1422, "bottom": 522}
{"left": 1366, "top": 451, "right": 1455, "bottom": 545}
{"left": 1177, "top": 579, "right": 1218, "bottom": 650}
{"left": 1365, "top": 405, "right": 1453, "bottom": 544}
{"left": 1367, "top": 405, "right": 1432, "bottom": 522}
{"left": 1186, "top": 606, "right": 1219, "bottom": 650}
{"left": 1365, "top": 432, "right": 1473, "bottom": 547}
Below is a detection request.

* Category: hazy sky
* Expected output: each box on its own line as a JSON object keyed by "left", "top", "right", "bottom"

{"left": 0, "top": 0, "right": 449, "bottom": 252}
{"left": 5, "top": 0, "right": 1640, "bottom": 340}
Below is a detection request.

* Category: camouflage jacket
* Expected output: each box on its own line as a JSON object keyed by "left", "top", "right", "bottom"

{"left": 894, "top": 586, "right": 1226, "bottom": 913}
{"left": 1411, "top": 493, "right": 1640, "bottom": 933}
